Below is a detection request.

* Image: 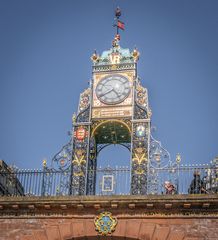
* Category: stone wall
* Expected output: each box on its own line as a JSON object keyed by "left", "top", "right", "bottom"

{"left": 0, "top": 218, "right": 218, "bottom": 240}
{"left": 0, "top": 195, "right": 217, "bottom": 240}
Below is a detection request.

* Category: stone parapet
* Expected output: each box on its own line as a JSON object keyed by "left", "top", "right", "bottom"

{"left": 0, "top": 194, "right": 217, "bottom": 239}
{"left": 0, "top": 194, "right": 217, "bottom": 218}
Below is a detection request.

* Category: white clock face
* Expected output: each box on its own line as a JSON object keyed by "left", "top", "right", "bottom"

{"left": 96, "top": 75, "right": 130, "bottom": 105}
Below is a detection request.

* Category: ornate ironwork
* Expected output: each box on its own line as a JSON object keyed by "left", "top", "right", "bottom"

{"left": 36, "top": 13, "right": 193, "bottom": 197}
{"left": 71, "top": 125, "right": 90, "bottom": 195}
{"left": 97, "top": 142, "right": 131, "bottom": 154}
{"left": 1, "top": 163, "right": 217, "bottom": 196}
{"left": 51, "top": 141, "right": 72, "bottom": 171}
{"left": 147, "top": 133, "right": 180, "bottom": 195}
{"left": 86, "top": 137, "right": 97, "bottom": 195}
{"left": 131, "top": 122, "right": 149, "bottom": 195}
{"left": 149, "top": 135, "right": 172, "bottom": 169}
{"left": 76, "top": 88, "right": 91, "bottom": 123}
{"left": 130, "top": 79, "right": 151, "bottom": 195}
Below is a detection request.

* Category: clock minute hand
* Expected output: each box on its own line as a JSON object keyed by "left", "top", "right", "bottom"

{"left": 99, "top": 87, "right": 113, "bottom": 97}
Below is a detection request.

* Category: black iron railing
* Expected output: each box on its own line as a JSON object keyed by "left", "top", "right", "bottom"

{"left": 0, "top": 165, "right": 217, "bottom": 197}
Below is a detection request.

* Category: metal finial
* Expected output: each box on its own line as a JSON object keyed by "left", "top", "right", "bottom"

{"left": 113, "top": 7, "right": 125, "bottom": 39}
{"left": 43, "top": 159, "right": 47, "bottom": 167}
{"left": 176, "top": 153, "right": 181, "bottom": 164}
{"left": 72, "top": 112, "right": 77, "bottom": 124}
{"left": 115, "top": 7, "right": 121, "bottom": 18}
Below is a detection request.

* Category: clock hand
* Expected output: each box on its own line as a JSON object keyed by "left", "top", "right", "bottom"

{"left": 99, "top": 87, "right": 113, "bottom": 97}
{"left": 112, "top": 87, "right": 122, "bottom": 96}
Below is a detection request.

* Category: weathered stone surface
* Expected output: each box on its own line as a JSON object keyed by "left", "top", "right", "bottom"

{"left": 0, "top": 195, "right": 217, "bottom": 240}
{"left": 46, "top": 226, "right": 61, "bottom": 240}
{"left": 138, "top": 223, "right": 155, "bottom": 240}
{"left": 71, "top": 220, "right": 85, "bottom": 238}
{"left": 112, "top": 219, "right": 127, "bottom": 237}
{"left": 167, "top": 231, "right": 185, "bottom": 240}
{"left": 126, "top": 220, "right": 141, "bottom": 238}
{"left": 33, "top": 230, "right": 48, "bottom": 240}
{"left": 152, "top": 226, "right": 170, "bottom": 240}
{"left": 59, "top": 223, "right": 72, "bottom": 239}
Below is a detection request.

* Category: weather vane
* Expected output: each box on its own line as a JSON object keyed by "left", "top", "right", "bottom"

{"left": 113, "top": 7, "right": 125, "bottom": 40}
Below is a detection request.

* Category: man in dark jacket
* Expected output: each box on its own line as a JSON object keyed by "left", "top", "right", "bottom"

{"left": 188, "top": 171, "right": 206, "bottom": 194}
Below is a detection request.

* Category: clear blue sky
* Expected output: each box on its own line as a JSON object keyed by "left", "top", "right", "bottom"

{"left": 0, "top": 0, "right": 218, "bottom": 169}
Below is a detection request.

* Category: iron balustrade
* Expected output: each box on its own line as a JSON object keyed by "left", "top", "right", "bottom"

{"left": 0, "top": 165, "right": 217, "bottom": 197}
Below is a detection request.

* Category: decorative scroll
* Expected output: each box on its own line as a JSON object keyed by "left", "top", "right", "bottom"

{"left": 51, "top": 141, "right": 72, "bottom": 171}
{"left": 149, "top": 135, "right": 172, "bottom": 169}
{"left": 94, "top": 212, "right": 117, "bottom": 235}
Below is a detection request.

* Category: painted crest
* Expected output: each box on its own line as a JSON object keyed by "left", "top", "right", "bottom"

{"left": 94, "top": 212, "right": 117, "bottom": 235}
{"left": 74, "top": 127, "right": 86, "bottom": 141}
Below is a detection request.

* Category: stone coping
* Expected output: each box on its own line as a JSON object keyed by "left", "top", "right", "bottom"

{"left": 0, "top": 193, "right": 217, "bottom": 202}
{"left": 0, "top": 194, "right": 217, "bottom": 218}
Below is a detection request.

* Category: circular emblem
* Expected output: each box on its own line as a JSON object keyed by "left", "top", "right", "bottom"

{"left": 136, "top": 125, "right": 146, "bottom": 137}
{"left": 94, "top": 212, "right": 117, "bottom": 235}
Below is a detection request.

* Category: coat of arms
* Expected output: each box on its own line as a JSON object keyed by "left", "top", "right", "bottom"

{"left": 94, "top": 212, "right": 117, "bottom": 235}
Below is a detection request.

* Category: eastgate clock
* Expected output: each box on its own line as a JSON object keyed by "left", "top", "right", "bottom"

{"left": 96, "top": 75, "right": 130, "bottom": 105}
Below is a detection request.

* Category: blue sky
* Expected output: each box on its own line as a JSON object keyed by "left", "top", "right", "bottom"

{"left": 0, "top": 0, "right": 218, "bottom": 169}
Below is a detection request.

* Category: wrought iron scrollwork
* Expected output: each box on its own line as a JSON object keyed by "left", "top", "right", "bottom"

{"left": 147, "top": 134, "right": 179, "bottom": 195}
{"left": 51, "top": 141, "right": 73, "bottom": 171}
{"left": 149, "top": 135, "right": 172, "bottom": 169}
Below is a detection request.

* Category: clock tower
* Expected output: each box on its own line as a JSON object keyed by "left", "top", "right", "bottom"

{"left": 71, "top": 9, "right": 151, "bottom": 195}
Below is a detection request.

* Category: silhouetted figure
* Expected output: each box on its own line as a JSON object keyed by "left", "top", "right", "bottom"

{"left": 164, "top": 181, "right": 177, "bottom": 195}
{"left": 188, "top": 171, "right": 206, "bottom": 194}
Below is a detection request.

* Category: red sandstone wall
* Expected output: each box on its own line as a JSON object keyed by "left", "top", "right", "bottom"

{"left": 0, "top": 217, "right": 217, "bottom": 240}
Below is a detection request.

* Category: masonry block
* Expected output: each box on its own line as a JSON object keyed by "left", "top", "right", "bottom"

{"left": 46, "top": 226, "right": 61, "bottom": 240}
{"left": 152, "top": 226, "right": 170, "bottom": 240}
{"left": 126, "top": 220, "right": 141, "bottom": 239}
{"left": 138, "top": 223, "right": 156, "bottom": 240}
{"left": 59, "top": 223, "right": 72, "bottom": 239}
